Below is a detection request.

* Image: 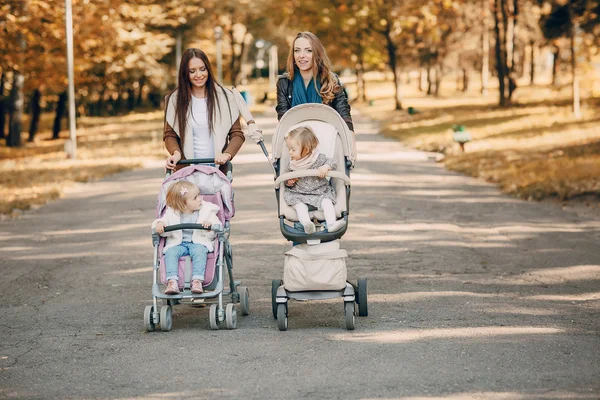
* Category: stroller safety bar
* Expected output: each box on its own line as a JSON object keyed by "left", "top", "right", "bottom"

{"left": 162, "top": 223, "right": 223, "bottom": 233}
{"left": 274, "top": 170, "right": 351, "bottom": 188}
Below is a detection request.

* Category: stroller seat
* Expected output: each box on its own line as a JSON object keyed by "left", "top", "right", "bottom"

{"left": 271, "top": 104, "right": 353, "bottom": 243}
{"left": 157, "top": 193, "right": 225, "bottom": 291}
{"left": 278, "top": 120, "right": 348, "bottom": 223}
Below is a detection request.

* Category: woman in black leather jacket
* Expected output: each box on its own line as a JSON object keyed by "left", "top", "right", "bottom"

{"left": 276, "top": 32, "right": 354, "bottom": 134}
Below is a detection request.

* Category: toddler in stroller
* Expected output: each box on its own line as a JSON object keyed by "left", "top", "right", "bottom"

{"left": 284, "top": 126, "right": 347, "bottom": 235}
{"left": 144, "top": 162, "right": 249, "bottom": 332}
{"left": 152, "top": 180, "right": 221, "bottom": 295}
{"left": 257, "top": 103, "right": 368, "bottom": 331}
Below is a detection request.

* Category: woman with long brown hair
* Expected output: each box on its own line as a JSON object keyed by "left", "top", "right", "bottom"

{"left": 164, "top": 48, "right": 259, "bottom": 171}
{"left": 276, "top": 32, "right": 355, "bottom": 162}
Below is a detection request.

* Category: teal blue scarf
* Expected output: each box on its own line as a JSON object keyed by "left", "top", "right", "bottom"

{"left": 292, "top": 68, "right": 322, "bottom": 106}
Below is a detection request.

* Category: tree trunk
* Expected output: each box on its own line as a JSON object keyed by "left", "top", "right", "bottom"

{"left": 136, "top": 78, "right": 145, "bottom": 107}
{"left": 356, "top": 59, "right": 367, "bottom": 102}
{"left": 568, "top": 2, "right": 581, "bottom": 119}
{"left": 434, "top": 65, "right": 442, "bottom": 96}
{"left": 419, "top": 68, "right": 425, "bottom": 92}
{"left": 481, "top": 0, "right": 490, "bottom": 95}
{"left": 493, "top": 0, "right": 507, "bottom": 106}
{"left": 427, "top": 66, "right": 433, "bottom": 95}
{"left": 7, "top": 70, "right": 24, "bottom": 147}
{"left": 463, "top": 69, "right": 469, "bottom": 92}
{"left": 530, "top": 43, "right": 535, "bottom": 85}
{"left": 127, "top": 87, "right": 135, "bottom": 112}
{"left": 0, "top": 70, "right": 6, "bottom": 139}
{"left": 52, "top": 91, "right": 67, "bottom": 140}
{"left": 551, "top": 46, "right": 560, "bottom": 87}
{"left": 28, "top": 89, "right": 42, "bottom": 142}
{"left": 506, "top": 0, "right": 518, "bottom": 100}
{"left": 385, "top": 31, "right": 402, "bottom": 110}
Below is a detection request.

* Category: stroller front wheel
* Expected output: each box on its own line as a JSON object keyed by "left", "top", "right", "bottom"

{"left": 209, "top": 304, "right": 220, "bottom": 330}
{"left": 225, "top": 303, "right": 238, "bottom": 329}
{"left": 344, "top": 302, "right": 356, "bottom": 330}
{"left": 144, "top": 305, "right": 156, "bottom": 332}
{"left": 277, "top": 304, "right": 288, "bottom": 331}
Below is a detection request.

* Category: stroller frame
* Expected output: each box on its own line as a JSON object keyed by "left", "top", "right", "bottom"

{"left": 144, "top": 159, "right": 249, "bottom": 332}
{"left": 257, "top": 103, "right": 368, "bottom": 331}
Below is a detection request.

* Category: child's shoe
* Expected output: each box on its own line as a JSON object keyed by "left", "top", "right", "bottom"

{"left": 191, "top": 279, "right": 204, "bottom": 294}
{"left": 303, "top": 221, "right": 316, "bottom": 234}
{"left": 327, "top": 219, "right": 346, "bottom": 233}
{"left": 164, "top": 279, "right": 180, "bottom": 295}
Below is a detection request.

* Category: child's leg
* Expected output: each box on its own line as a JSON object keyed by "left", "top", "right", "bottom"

{"left": 293, "top": 203, "right": 315, "bottom": 234}
{"left": 164, "top": 244, "right": 188, "bottom": 281}
{"left": 187, "top": 243, "right": 209, "bottom": 281}
{"left": 321, "top": 198, "right": 346, "bottom": 232}
{"left": 321, "top": 198, "right": 337, "bottom": 226}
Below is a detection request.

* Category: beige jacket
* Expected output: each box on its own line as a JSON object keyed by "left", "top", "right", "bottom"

{"left": 164, "top": 87, "right": 245, "bottom": 168}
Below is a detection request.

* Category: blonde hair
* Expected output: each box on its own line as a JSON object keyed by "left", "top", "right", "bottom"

{"left": 286, "top": 32, "right": 340, "bottom": 104}
{"left": 286, "top": 126, "right": 319, "bottom": 158}
{"left": 166, "top": 181, "right": 198, "bottom": 213}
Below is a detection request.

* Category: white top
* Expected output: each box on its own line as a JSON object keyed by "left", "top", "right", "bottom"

{"left": 190, "top": 96, "right": 215, "bottom": 159}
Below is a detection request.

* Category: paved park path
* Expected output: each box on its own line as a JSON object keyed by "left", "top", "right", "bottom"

{"left": 1, "top": 109, "right": 599, "bottom": 399}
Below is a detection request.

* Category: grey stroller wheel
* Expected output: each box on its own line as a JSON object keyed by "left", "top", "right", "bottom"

{"left": 271, "top": 279, "right": 281, "bottom": 319}
{"left": 225, "top": 303, "right": 237, "bottom": 329}
{"left": 144, "top": 305, "right": 155, "bottom": 332}
{"left": 160, "top": 305, "right": 173, "bottom": 332}
{"left": 239, "top": 286, "right": 250, "bottom": 316}
{"left": 357, "top": 278, "right": 368, "bottom": 317}
{"left": 209, "top": 304, "right": 219, "bottom": 330}
{"left": 344, "top": 302, "right": 356, "bottom": 330}
{"left": 276, "top": 303, "right": 288, "bottom": 331}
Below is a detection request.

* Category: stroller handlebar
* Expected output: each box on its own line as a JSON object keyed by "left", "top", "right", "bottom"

{"left": 177, "top": 158, "right": 216, "bottom": 165}
{"left": 274, "top": 170, "right": 351, "bottom": 188}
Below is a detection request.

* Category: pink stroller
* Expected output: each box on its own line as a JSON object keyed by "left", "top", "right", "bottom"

{"left": 144, "top": 161, "right": 249, "bottom": 331}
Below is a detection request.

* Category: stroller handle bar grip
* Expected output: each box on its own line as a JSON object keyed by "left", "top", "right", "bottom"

{"left": 162, "top": 223, "right": 223, "bottom": 233}
{"left": 274, "top": 170, "right": 351, "bottom": 188}
{"left": 177, "top": 158, "right": 216, "bottom": 165}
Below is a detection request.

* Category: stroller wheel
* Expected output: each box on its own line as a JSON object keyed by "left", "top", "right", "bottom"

{"left": 225, "top": 303, "right": 238, "bottom": 329}
{"left": 357, "top": 278, "right": 368, "bottom": 317}
{"left": 271, "top": 279, "right": 282, "bottom": 319}
{"left": 276, "top": 304, "right": 288, "bottom": 331}
{"left": 239, "top": 286, "right": 250, "bottom": 316}
{"left": 344, "top": 302, "right": 356, "bottom": 330}
{"left": 209, "top": 304, "right": 219, "bottom": 330}
{"left": 143, "top": 305, "right": 155, "bottom": 332}
{"left": 160, "top": 305, "right": 173, "bottom": 332}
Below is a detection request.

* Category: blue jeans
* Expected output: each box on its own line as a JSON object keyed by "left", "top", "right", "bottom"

{"left": 165, "top": 242, "right": 209, "bottom": 281}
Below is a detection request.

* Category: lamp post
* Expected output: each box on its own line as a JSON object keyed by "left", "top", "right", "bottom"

{"left": 65, "top": 0, "right": 77, "bottom": 159}
{"left": 214, "top": 26, "right": 223, "bottom": 83}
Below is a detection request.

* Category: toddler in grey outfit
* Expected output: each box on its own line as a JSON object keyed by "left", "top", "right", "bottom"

{"left": 284, "top": 126, "right": 346, "bottom": 234}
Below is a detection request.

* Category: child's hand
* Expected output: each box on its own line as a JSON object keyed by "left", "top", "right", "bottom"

{"left": 155, "top": 222, "right": 165, "bottom": 234}
{"left": 317, "top": 165, "right": 331, "bottom": 178}
{"left": 202, "top": 221, "right": 212, "bottom": 229}
{"left": 285, "top": 178, "right": 298, "bottom": 186}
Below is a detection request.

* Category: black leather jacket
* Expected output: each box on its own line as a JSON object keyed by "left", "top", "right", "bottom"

{"left": 275, "top": 73, "right": 354, "bottom": 132}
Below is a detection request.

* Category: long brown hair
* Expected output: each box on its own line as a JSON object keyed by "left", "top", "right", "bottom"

{"left": 286, "top": 32, "right": 340, "bottom": 104}
{"left": 168, "top": 48, "right": 222, "bottom": 149}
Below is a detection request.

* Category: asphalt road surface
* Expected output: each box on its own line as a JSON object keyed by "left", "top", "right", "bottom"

{"left": 1, "top": 109, "right": 599, "bottom": 400}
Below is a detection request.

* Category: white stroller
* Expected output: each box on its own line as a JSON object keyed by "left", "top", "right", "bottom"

{"left": 258, "top": 103, "right": 368, "bottom": 331}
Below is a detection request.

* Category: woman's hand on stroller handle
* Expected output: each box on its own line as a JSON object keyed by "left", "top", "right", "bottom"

{"left": 166, "top": 151, "right": 182, "bottom": 170}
